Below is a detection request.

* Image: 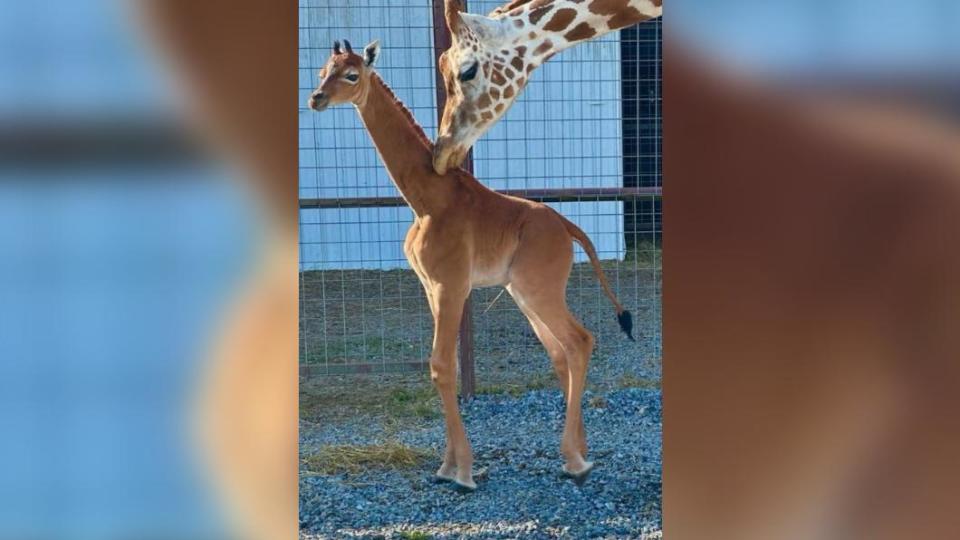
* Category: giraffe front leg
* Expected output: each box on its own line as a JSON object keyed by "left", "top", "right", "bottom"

{"left": 421, "top": 284, "right": 457, "bottom": 483}
{"left": 428, "top": 284, "right": 476, "bottom": 492}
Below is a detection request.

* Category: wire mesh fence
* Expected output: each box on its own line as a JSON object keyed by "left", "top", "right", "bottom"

{"left": 298, "top": 0, "right": 661, "bottom": 390}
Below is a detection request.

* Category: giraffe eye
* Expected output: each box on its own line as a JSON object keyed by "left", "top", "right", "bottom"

{"left": 459, "top": 62, "right": 479, "bottom": 82}
{"left": 344, "top": 73, "right": 360, "bottom": 83}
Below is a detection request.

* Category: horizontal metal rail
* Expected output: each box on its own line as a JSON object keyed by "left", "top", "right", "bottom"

{"left": 299, "top": 186, "right": 662, "bottom": 209}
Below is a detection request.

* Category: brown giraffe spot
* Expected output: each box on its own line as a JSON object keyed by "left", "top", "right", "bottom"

{"left": 490, "top": 88, "right": 500, "bottom": 99}
{"left": 468, "top": 113, "right": 478, "bottom": 123}
{"left": 529, "top": 6, "right": 553, "bottom": 24}
{"left": 511, "top": 57, "right": 524, "bottom": 71}
{"left": 481, "top": 111, "right": 494, "bottom": 121}
{"left": 504, "top": 67, "right": 515, "bottom": 78}
{"left": 477, "top": 93, "right": 492, "bottom": 109}
{"left": 526, "top": 63, "right": 535, "bottom": 73}
{"left": 483, "top": 64, "right": 491, "bottom": 77}
{"left": 498, "top": 0, "right": 528, "bottom": 12}
{"left": 528, "top": 32, "right": 537, "bottom": 39}
{"left": 544, "top": 8, "right": 577, "bottom": 32}
{"left": 517, "top": 76, "right": 526, "bottom": 86}
{"left": 607, "top": 8, "right": 643, "bottom": 30}
{"left": 528, "top": 0, "right": 554, "bottom": 24}
{"left": 491, "top": 69, "right": 507, "bottom": 86}
{"left": 588, "top": 0, "right": 628, "bottom": 14}
{"left": 513, "top": 19, "right": 525, "bottom": 28}
{"left": 543, "top": 51, "right": 557, "bottom": 62}
{"left": 515, "top": 46, "right": 527, "bottom": 57}
{"left": 495, "top": 103, "right": 505, "bottom": 113}
{"left": 651, "top": 0, "right": 662, "bottom": 6}
{"left": 564, "top": 22, "right": 597, "bottom": 42}
{"left": 503, "top": 86, "right": 515, "bottom": 99}
{"left": 534, "top": 40, "right": 553, "bottom": 56}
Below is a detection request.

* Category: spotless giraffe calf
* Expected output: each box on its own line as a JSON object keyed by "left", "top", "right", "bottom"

{"left": 308, "top": 39, "right": 634, "bottom": 492}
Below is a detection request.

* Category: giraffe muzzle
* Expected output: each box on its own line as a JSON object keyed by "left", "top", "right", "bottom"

{"left": 308, "top": 92, "right": 329, "bottom": 112}
{"left": 432, "top": 136, "right": 466, "bottom": 176}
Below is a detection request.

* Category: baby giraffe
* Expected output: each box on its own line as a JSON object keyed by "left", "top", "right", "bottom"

{"left": 308, "top": 39, "right": 633, "bottom": 492}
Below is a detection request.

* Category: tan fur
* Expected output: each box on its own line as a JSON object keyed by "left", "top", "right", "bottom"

{"left": 309, "top": 44, "right": 629, "bottom": 488}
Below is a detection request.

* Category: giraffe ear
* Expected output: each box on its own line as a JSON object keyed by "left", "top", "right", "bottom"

{"left": 458, "top": 12, "right": 507, "bottom": 43}
{"left": 363, "top": 40, "right": 380, "bottom": 67}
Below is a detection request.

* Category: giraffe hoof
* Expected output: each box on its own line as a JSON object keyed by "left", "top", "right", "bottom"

{"left": 451, "top": 479, "right": 477, "bottom": 493}
{"left": 434, "top": 464, "right": 458, "bottom": 484}
{"left": 433, "top": 472, "right": 456, "bottom": 484}
{"left": 561, "top": 461, "right": 595, "bottom": 486}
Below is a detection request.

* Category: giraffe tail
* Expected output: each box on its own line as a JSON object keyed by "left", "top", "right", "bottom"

{"left": 557, "top": 213, "right": 635, "bottom": 341}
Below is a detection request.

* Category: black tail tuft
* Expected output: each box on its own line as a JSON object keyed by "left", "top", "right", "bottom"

{"left": 617, "top": 310, "right": 635, "bottom": 341}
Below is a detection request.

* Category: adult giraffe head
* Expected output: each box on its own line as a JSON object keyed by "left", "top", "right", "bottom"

{"left": 432, "top": 0, "right": 663, "bottom": 174}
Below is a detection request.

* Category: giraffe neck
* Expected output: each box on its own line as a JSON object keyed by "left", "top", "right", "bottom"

{"left": 355, "top": 74, "right": 450, "bottom": 217}
{"left": 502, "top": 0, "right": 662, "bottom": 67}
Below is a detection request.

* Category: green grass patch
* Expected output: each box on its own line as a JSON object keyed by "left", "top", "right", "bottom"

{"left": 300, "top": 334, "right": 418, "bottom": 364}
{"left": 302, "top": 442, "right": 432, "bottom": 475}
{"left": 476, "top": 372, "right": 557, "bottom": 397}
{"left": 624, "top": 240, "right": 662, "bottom": 269}
{"left": 388, "top": 386, "right": 441, "bottom": 419}
{"left": 398, "top": 531, "right": 433, "bottom": 540}
{"left": 617, "top": 373, "right": 661, "bottom": 390}
{"left": 300, "top": 378, "right": 440, "bottom": 421}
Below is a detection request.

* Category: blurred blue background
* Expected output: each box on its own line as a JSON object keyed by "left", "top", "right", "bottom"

{"left": 670, "top": 0, "right": 960, "bottom": 74}
{"left": 0, "top": 0, "right": 167, "bottom": 117}
{"left": 0, "top": 0, "right": 253, "bottom": 538}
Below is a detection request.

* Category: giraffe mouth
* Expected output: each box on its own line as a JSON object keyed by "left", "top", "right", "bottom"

{"left": 308, "top": 95, "right": 330, "bottom": 112}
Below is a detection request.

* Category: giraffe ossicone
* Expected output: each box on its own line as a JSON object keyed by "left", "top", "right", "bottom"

{"left": 433, "top": 0, "right": 663, "bottom": 175}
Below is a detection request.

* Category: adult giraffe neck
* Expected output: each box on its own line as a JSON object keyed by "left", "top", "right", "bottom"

{"left": 355, "top": 73, "right": 451, "bottom": 217}
{"left": 500, "top": 0, "right": 662, "bottom": 64}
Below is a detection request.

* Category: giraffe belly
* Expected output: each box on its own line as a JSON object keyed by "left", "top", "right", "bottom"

{"left": 470, "top": 261, "right": 510, "bottom": 288}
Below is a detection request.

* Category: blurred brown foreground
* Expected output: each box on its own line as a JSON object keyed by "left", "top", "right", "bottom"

{"left": 129, "top": 1, "right": 960, "bottom": 539}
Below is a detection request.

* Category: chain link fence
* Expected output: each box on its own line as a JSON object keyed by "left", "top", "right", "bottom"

{"left": 298, "top": 0, "right": 661, "bottom": 392}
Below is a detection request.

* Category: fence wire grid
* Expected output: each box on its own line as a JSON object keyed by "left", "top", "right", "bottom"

{"left": 298, "top": 0, "right": 661, "bottom": 386}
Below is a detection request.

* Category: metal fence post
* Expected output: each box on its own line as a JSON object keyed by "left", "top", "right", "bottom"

{"left": 431, "top": 0, "right": 475, "bottom": 399}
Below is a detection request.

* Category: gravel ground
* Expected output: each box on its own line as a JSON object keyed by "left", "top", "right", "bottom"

{"left": 300, "top": 248, "right": 661, "bottom": 538}
{"left": 300, "top": 387, "right": 661, "bottom": 539}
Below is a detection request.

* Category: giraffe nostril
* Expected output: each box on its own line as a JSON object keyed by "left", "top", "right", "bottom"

{"left": 309, "top": 91, "right": 329, "bottom": 112}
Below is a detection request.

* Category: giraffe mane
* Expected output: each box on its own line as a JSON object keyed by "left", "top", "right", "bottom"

{"left": 489, "top": 0, "right": 539, "bottom": 17}
{"left": 370, "top": 72, "right": 433, "bottom": 150}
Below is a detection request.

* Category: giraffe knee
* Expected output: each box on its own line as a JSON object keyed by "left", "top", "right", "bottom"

{"left": 547, "top": 346, "right": 566, "bottom": 362}
{"left": 565, "top": 329, "right": 594, "bottom": 366}
{"left": 429, "top": 356, "right": 454, "bottom": 385}
{"left": 581, "top": 330, "right": 595, "bottom": 353}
